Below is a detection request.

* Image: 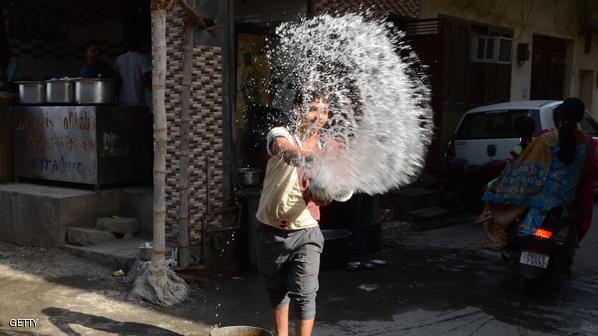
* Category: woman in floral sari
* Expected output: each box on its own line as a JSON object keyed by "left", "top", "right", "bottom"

{"left": 479, "top": 97, "right": 596, "bottom": 249}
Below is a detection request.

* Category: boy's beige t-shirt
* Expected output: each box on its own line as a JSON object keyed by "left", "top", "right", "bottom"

{"left": 256, "top": 127, "right": 318, "bottom": 230}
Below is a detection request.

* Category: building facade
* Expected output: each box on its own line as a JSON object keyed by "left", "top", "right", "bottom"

{"left": 417, "top": 0, "right": 598, "bottom": 151}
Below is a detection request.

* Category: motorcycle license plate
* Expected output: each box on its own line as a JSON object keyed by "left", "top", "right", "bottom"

{"left": 520, "top": 251, "right": 550, "bottom": 269}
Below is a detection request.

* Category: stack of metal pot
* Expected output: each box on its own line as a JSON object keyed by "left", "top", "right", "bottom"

{"left": 16, "top": 81, "right": 45, "bottom": 104}
{"left": 16, "top": 77, "right": 116, "bottom": 105}
{"left": 46, "top": 78, "right": 75, "bottom": 104}
{"left": 74, "top": 78, "right": 115, "bottom": 104}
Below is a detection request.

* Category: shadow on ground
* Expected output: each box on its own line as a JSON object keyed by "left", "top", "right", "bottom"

{"left": 42, "top": 307, "right": 183, "bottom": 336}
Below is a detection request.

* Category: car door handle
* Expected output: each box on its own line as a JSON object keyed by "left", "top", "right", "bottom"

{"left": 487, "top": 144, "right": 497, "bottom": 157}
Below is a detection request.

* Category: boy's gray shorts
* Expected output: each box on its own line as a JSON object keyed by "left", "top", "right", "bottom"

{"left": 257, "top": 224, "right": 325, "bottom": 320}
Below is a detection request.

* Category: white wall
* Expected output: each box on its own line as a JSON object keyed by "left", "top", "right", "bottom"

{"left": 569, "top": 34, "right": 598, "bottom": 118}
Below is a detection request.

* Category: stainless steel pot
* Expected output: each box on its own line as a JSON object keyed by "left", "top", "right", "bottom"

{"left": 238, "top": 168, "right": 262, "bottom": 187}
{"left": 74, "top": 78, "right": 115, "bottom": 104}
{"left": 16, "top": 81, "right": 45, "bottom": 104}
{"left": 209, "top": 326, "right": 272, "bottom": 336}
{"left": 46, "top": 79, "right": 74, "bottom": 104}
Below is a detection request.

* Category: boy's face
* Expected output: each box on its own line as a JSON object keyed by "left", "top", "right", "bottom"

{"left": 301, "top": 99, "right": 329, "bottom": 130}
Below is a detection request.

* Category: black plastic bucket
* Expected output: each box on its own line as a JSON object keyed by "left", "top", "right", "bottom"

{"left": 321, "top": 229, "right": 352, "bottom": 270}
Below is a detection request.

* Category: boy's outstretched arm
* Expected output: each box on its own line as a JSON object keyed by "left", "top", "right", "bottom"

{"left": 270, "top": 137, "right": 312, "bottom": 166}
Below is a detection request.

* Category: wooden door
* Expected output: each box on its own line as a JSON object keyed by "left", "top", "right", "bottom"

{"left": 530, "top": 34, "right": 568, "bottom": 100}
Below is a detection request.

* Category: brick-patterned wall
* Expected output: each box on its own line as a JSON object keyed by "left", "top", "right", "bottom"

{"left": 164, "top": 7, "right": 184, "bottom": 243}
{"left": 164, "top": 7, "right": 225, "bottom": 247}
{"left": 312, "top": 0, "right": 421, "bottom": 18}
{"left": 189, "top": 46, "right": 225, "bottom": 241}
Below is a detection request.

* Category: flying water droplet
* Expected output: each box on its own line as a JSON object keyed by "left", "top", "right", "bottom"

{"left": 267, "top": 12, "right": 433, "bottom": 198}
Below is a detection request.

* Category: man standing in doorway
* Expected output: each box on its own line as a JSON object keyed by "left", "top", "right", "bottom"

{"left": 114, "top": 39, "right": 151, "bottom": 106}
{"left": 80, "top": 43, "right": 118, "bottom": 80}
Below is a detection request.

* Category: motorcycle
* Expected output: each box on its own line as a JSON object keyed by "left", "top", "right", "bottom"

{"left": 501, "top": 205, "right": 577, "bottom": 294}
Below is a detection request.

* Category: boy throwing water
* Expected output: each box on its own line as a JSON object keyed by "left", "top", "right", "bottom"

{"left": 256, "top": 92, "right": 332, "bottom": 336}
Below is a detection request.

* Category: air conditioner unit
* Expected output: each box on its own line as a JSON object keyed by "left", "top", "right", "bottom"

{"left": 471, "top": 36, "right": 512, "bottom": 64}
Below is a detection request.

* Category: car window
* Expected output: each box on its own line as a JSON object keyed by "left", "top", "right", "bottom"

{"left": 456, "top": 109, "right": 537, "bottom": 140}
{"left": 580, "top": 114, "right": 598, "bottom": 136}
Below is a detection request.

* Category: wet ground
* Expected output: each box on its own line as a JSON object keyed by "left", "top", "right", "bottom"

{"left": 198, "top": 218, "right": 598, "bottom": 336}
{"left": 0, "top": 206, "right": 597, "bottom": 335}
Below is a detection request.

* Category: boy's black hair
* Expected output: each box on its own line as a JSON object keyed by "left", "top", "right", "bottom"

{"left": 292, "top": 88, "right": 328, "bottom": 106}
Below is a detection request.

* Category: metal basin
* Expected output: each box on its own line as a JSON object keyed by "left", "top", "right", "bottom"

{"left": 46, "top": 79, "right": 74, "bottom": 104}
{"left": 321, "top": 229, "right": 352, "bottom": 270}
{"left": 322, "top": 229, "right": 352, "bottom": 240}
{"left": 238, "top": 168, "right": 262, "bottom": 187}
{"left": 75, "top": 78, "right": 115, "bottom": 104}
{"left": 16, "top": 81, "right": 45, "bottom": 104}
{"left": 209, "top": 326, "right": 272, "bottom": 336}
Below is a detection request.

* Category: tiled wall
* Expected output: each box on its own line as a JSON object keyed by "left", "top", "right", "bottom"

{"left": 164, "top": 7, "right": 225, "bottom": 246}
{"left": 312, "top": 0, "right": 420, "bottom": 17}
{"left": 190, "top": 46, "right": 225, "bottom": 239}
{"left": 164, "top": 8, "right": 184, "bottom": 243}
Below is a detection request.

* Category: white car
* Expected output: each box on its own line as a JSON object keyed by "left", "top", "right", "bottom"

{"left": 447, "top": 100, "right": 598, "bottom": 166}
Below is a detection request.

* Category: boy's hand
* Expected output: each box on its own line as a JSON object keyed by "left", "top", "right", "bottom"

{"left": 304, "top": 185, "right": 332, "bottom": 206}
{"left": 314, "top": 198, "right": 332, "bottom": 206}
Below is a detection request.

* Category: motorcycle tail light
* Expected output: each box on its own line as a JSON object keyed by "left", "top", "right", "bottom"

{"left": 534, "top": 228, "right": 553, "bottom": 239}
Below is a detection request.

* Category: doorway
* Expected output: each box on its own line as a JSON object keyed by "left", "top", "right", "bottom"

{"left": 530, "top": 34, "right": 569, "bottom": 100}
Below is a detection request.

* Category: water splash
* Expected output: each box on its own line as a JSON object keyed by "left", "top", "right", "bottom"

{"left": 268, "top": 13, "right": 433, "bottom": 198}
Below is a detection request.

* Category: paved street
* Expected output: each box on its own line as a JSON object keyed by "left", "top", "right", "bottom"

{"left": 1, "top": 206, "right": 597, "bottom": 335}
